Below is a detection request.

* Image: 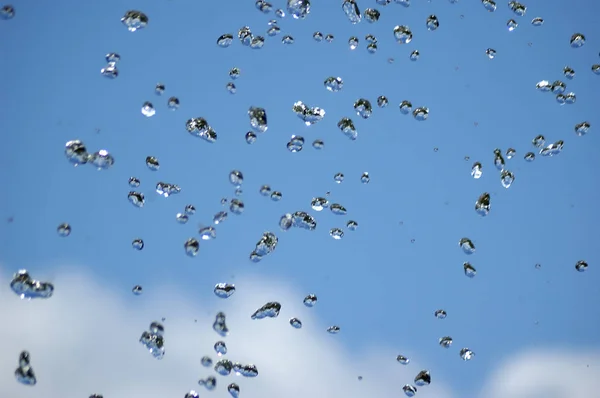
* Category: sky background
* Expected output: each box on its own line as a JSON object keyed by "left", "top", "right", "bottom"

{"left": 1, "top": 0, "right": 599, "bottom": 397}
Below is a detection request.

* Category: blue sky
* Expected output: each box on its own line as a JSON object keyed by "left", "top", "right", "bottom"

{"left": 1, "top": 0, "right": 599, "bottom": 397}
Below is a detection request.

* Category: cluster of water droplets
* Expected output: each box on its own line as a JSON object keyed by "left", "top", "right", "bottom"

{"left": 139, "top": 321, "right": 165, "bottom": 359}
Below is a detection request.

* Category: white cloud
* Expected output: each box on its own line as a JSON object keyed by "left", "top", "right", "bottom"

{"left": 0, "top": 266, "right": 453, "bottom": 398}
{"left": 0, "top": 266, "right": 598, "bottom": 398}
{"left": 478, "top": 349, "right": 600, "bottom": 398}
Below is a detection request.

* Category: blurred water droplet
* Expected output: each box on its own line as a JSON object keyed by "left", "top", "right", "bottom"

{"left": 397, "top": 355, "right": 410, "bottom": 365}
{"left": 399, "top": 100, "right": 413, "bottom": 115}
{"left": 57, "top": 223, "right": 71, "bottom": 237}
{"left": 259, "top": 185, "right": 272, "bottom": 196}
{"left": 575, "top": 260, "right": 588, "bottom": 272}
{"left": 575, "top": 121, "right": 590, "bottom": 136}
{"left": 327, "top": 325, "right": 340, "bottom": 334}
{"left": 540, "top": 140, "right": 564, "bottom": 157}
{"left": 330, "top": 228, "right": 344, "bottom": 239}
{"left": 1, "top": 5, "right": 15, "bottom": 19}
{"left": 213, "top": 312, "right": 229, "bottom": 336}
{"left": 330, "top": 203, "right": 347, "bottom": 215}
{"left": 139, "top": 322, "right": 165, "bottom": 359}
{"left": 377, "top": 95, "right": 389, "bottom": 107}
{"left": 199, "top": 226, "right": 216, "bottom": 240}
{"left": 325, "top": 34, "right": 334, "bottom": 42}
{"left": 245, "top": 131, "right": 257, "bottom": 144}
{"left": 486, "top": 48, "right": 496, "bottom": 59}
{"left": 198, "top": 376, "right": 216, "bottom": 390}
{"left": 185, "top": 391, "right": 199, "bottom": 398}
{"left": 508, "top": 1, "right": 526, "bottom": 16}
{"left": 409, "top": 50, "right": 420, "bottom": 61}
{"left": 439, "top": 336, "right": 453, "bottom": 348}
{"left": 570, "top": 33, "right": 585, "bottom": 48}
{"left": 347, "top": 220, "right": 358, "bottom": 230}
{"left": 287, "top": 135, "right": 305, "bottom": 152}
{"left": 293, "top": 101, "right": 325, "bottom": 126}
{"left": 184, "top": 238, "right": 200, "bottom": 257}
{"left": 213, "top": 211, "right": 228, "bottom": 225}
{"left": 312, "top": 139, "right": 324, "bottom": 149}
{"left": 460, "top": 348, "right": 475, "bottom": 360}
{"left": 201, "top": 356, "right": 213, "bottom": 367}
{"left": 185, "top": 204, "right": 196, "bottom": 215}
{"left": 361, "top": 172, "right": 370, "bottom": 183}
{"left": 464, "top": 262, "right": 477, "bottom": 277}
{"left": 132, "top": 239, "right": 144, "bottom": 251}
{"left": 507, "top": 19, "right": 518, "bottom": 31}
{"left": 531, "top": 17, "right": 543, "bottom": 26}
{"left": 435, "top": 309, "right": 447, "bottom": 319}
{"left": 354, "top": 98, "right": 372, "bottom": 119}
{"left": 132, "top": 285, "right": 143, "bottom": 295}
{"left": 121, "top": 10, "right": 148, "bottom": 32}
{"left": 287, "top": 0, "right": 311, "bottom": 19}
{"left": 226, "top": 82, "right": 236, "bottom": 94}
{"left": 282, "top": 34, "right": 294, "bottom": 44}
{"left": 334, "top": 172, "right": 345, "bottom": 183}
{"left": 592, "top": 64, "right": 600, "bottom": 75}
{"left": 156, "top": 182, "right": 181, "bottom": 197}
{"left": 482, "top": 0, "right": 497, "bottom": 12}
{"left": 15, "top": 351, "right": 36, "bottom": 385}
{"left": 524, "top": 152, "right": 535, "bottom": 162}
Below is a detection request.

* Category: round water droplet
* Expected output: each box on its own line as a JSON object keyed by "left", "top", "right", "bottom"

{"left": 312, "top": 139, "right": 324, "bottom": 149}
{"left": 185, "top": 204, "right": 196, "bottom": 215}
{"left": 325, "top": 34, "right": 334, "bottom": 42}
{"left": 324, "top": 76, "right": 343, "bottom": 92}
{"left": 145, "top": 156, "right": 159, "bottom": 171}
{"left": 399, "top": 100, "right": 412, "bottom": 114}
{"left": 409, "top": 50, "right": 420, "bottom": 61}
{"left": 201, "top": 356, "right": 213, "bottom": 367}
{"left": 460, "top": 348, "right": 475, "bottom": 361}
{"left": 575, "top": 121, "right": 590, "bottom": 136}
{"left": 128, "top": 177, "right": 140, "bottom": 187}
{"left": 141, "top": 102, "right": 155, "bottom": 117}
{"left": 132, "top": 238, "right": 144, "bottom": 250}
{"left": 229, "top": 170, "right": 244, "bottom": 187}
{"left": 245, "top": 131, "right": 257, "bottom": 144}
{"left": 507, "top": 19, "right": 518, "bottom": 31}
{"left": 434, "top": 309, "right": 447, "bottom": 319}
{"left": 57, "top": 223, "right": 71, "bottom": 237}
{"left": 167, "top": 97, "right": 179, "bottom": 110}
{"left": 413, "top": 107, "right": 429, "bottom": 120}
{"left": 426, "top": 15, "right": 439, "bottom": 30}
{"left": 259, "top": 185, "right": 272, "bottom": 196}
{"left": 128, "top": 191, "right": 145, "bottom": 208}
{"left": 330, "top": 228, "right": 344, "bottom": 239}
{"left": 217, "top": 33, "right": 234, "bottom": 47}
{"left": 360, "top": 172, "right": 370, "bottom": 183}
{"left": 1, "top": 5, "right": 15, "bottom": 19}
{"left": 229, "top": 67, "right": 241, "bottom": 79}
{"left": 199, "top": 226, "right": 216, "bottom": 240}
{"left": 463, "top": 262, "right": 477, "bottom": 277}
{"left": 176, "top": 213, "right": 189, "bottom": 224}
{"left": 184, "top": 238, "right": 200, "bottom": 257}
{"left": 402, "top": 385, "right": 417, "bottom": 397}
{"left": 132, "top": 285, "right": 143, "bottom": 295}
{"left": 575, "top": 260, "right": 588, "bottom": 272}
{"left": 121, "top": 10, "right": 148, "bottom": 32}
{"left": 348, "top": 36, "right": 359, "bottom": 50}
{"left": 439, "top": 336, "right": 453, "bottom": 348}
{"left": 287, "top": 135, "right": 304, "bottom": 152}
{"left": 155, "top": 83, "right": 165, "bottom": 95}
{"left": 486, "top": 48, "right": 496, "bottom": 59}
{"left": 393, "top": 25, "right": 412, "bottom": 44}
{"left": 459, "top": 238, "right": 476, "bottom": 254}
{"left": 334, "top": 172, "right": 344, "bottom": 183}
{"left": 346, "top": 220, "right": 358, "bottom": 231}
{"left": 270, "top": 191, "right": 282, "bottom": 201}
{"left": 377, "top": 95, "right": 388, "bottom": 107}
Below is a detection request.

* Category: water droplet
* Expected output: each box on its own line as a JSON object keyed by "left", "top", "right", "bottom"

{"left": 338, "top": 117, "right": 358, "bottom": 140}
{"left": 532, "top": 135, "right": 545, "bottom": 148}
{"left": 128, "top": 192, "right": 145, "bottom": 208}
{"left": 481, "top": 0, "right": 497, "bottom": 12}
{"left": 15, "top": 351, "right": 36, "bottom": 385}
{"left": 486, "top": 48, "right": 497, "bottom": 59}
{"left": 132, "top": 285, "right": 143, "bottom": 295}
{"left": 198, "top": 376, "right": 216, "bottom": 390}
{"left": 156, "top": 182, "right": 181, "bottom": 197}
{"left": 303, "top": 294, "right": 317, "bottom": 307}
{"left": 276, "top": 8, "right": 285, "bottom": 17}
{"left": 121, "top": 10, "right": 148, "bottom": 32}
{"left": 508, "top": 1, "right": 526, "bottom": 16}
{"left": 563, "top": 66, "right": 576, "bottom": 80}
{"left": 259, "top": 185, "right": 272, "bottom": 196}
{"left": 364, "top": 8, "right": 380, "bottom": 23}
{"left": 347, "top": 220, "right": 358, "bottom": 231}
{"left": 175, "top": 213, "right": 188, "bottom": 224}
{"left": 434, "top": 309, "right": 447, "bottom": 319}
{"left": 377, "top": 96, "right": 388, "bottom": 107}
{"left": 531, "top": 17, "right": 543, "bottom": 26}
{"left": 575, "top": 121, "right": 590, "bottom": 136}
{"left": 214, "top": 283, "right": 235, "bottom": 298}
{"left": 330, "top": 228, "right": 344, "bottom": 239}
{"left": 128, "top": 176, "right": 140, "bottom": 187}
{"left": 311, "top": 197, "right": 329, "bottom": 211}
{"left": 287, "top": 135, "right": 305, "bottom": 152}
{"left": 248, "top": 106, "right": 268, "bottom": 133}
{"left": 213, "top": 312, "right": 229, "bottom": 336}
{"left": 324, "top": 76, "right": 344, "bottom": 92}
{"left": 312, "top": 139, "right": 324, "bottom": 149}
{"left": 1, "top": 5, "right": 15, "bottom": 19}
{"left": 342, "top": 0, "right": 361, "bottom": 24}
{"left": 226, "top": 82, "right": 236, "bottom": 94}
{"left": 245, "top": 131, "right": 257, "bottom": 144}
{"left": 536, "top": 80, "right": 552, "bottom": 91}
{"left": 313, "top": 31, "right": 323, "bottom": 41}
{"left": 229, "top": 170, "right": 244, "bottom": 187}
{"left": 270, "top": 191, "right": 282, "bottom": 201}
{"left": 592, "top": 64, "right": 600, "bottom": 75}
{"left": 397, "top": 355, "right": 410, "bottom": 365}
{"left": 414, "top": 370, "right": 431, "bottom": 386}
{"left": 325, "top": 34, "right": 334, "bottom": 42}
{"left": 524, "top": 152, "right": 535, "bottom": 162}
{"left": 64, "top": 140, "right": 89, "bottom": 166}
{"left": 399, "top": 100, "right": 413, "bottom": 115}
{"left": 494, "top": 150, "right": 505, "bottom": 170}
{"left": 201, "top": 356, "right": 213, "bottom": 367}
{"left": 145, "top": 156, "right": 159, "bottom": 171}
{"left": 402, "top": 385, "right": 417, "bottom": 397}
{"left": 215, "top": 359, "right": 233, "bottom": 376}
{"left": 88, "top": 149, "right": 115, "bottom": 170}
{"left": 287, "top": 0, "right": 311, "bottom": 19}
{"left": 185, "top": 392, "right": 199, "bottom": 398}
{"left": 507, "top": 19, "right": 518, "bottom": 31}
{"left": 228, "top": 383, "right": 240, "bottom": 398}
{"left": 354, "top": 98, "right": 372, "bottom": 119}
{"left": 464, "top": 262, "right": 477, "bottom": 277}
{"left": 141, "top": 102, "right": 155, "bottom": 117}
{"left": 10, "top": 270, "right": 54, "bottom": 300}
{"left": 290, "top": 317, "right": 303, "bottom": 328}
{"left": 412, "top": 107, "right": 429, "bottom": 120}
{"left": 475, "top": 193, "right": 491, "bottom": 216}
{"left": 570, "top": 33, "right": 585, "bottom": 48}
{"left": 348, "top": 36, "right": 359, "bottom": 49}
{"left": 57, "top": 223, "right": 71, "bottom": 237}
{"left": 229, "top": 199, "right": 244, "bottom": 215}
{"left": 251, "top": 302, "right": 281, "bottom": 319}
{"left": 393, "top": 25, "right": 413, "bottom": 44}
{"left": 330, "top": 203, "right": 347, "bottom": 215}
{"left": 439, "top": 336, "right": 453, "bottom": 348}
{"left": 575, "top": 260, "right": 588, "bottom": 272}
{"left": 361, "top": 172, "right": 370, "bottom": 183}
{"left": 185, "top": 204, "right": 196, "bottom": 215}
{"left": 217, "top": 34, "right": 234, "bottom": 47}
{"left": 409, "top": 50, "right": 420, "bottom": 61}
{"left": 139, "top": 322, "right": 165, "bottom": 359}
{"left": 460, "top": 348, "right": 475, "bottom": 360}
{"left": 199, "top": 226, "right": 217, "bottom": 240}
{"left": 132, "top": 238, "right": 144, "bottom": 251}
{"left": 501, "top": 170, "right": 515, "bottom": 188}
{"left": 459, "top": 238, "right": 476, "bottom": 254}
{"left": 214, "top": 341, "right": 227, "bottom": 356}
{"left": 327, "top": 325, "right": 340, "bottom": 334}
{"left": 426, "top": 15, "right": 439, "bottom": 30}
{"left": 334, "top": 172, "right": 345, "bottom": 183}
{"left": 184, "top": 238, "right": 200, "bottom": 257}
{"left": 293, "top": 101, "right": 325, "bottom": 126}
